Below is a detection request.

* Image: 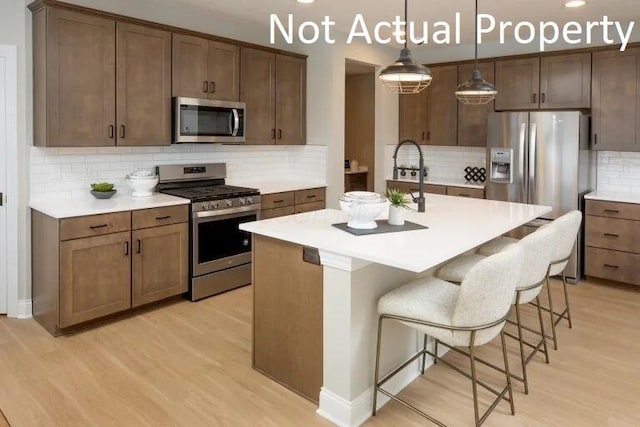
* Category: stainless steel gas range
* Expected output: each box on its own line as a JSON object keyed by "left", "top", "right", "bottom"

{"left": 156, "top": 163, "right": 260, "bottom": 301}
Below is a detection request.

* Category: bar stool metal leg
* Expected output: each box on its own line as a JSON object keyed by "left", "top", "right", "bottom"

{"left": 546, "top": 274, "right": 559, "bottom": 350}
{"left": 372, "top": 316, "right": 384, "bottom": 416}
{"left": 535, "top": 295, "right": 550, "bottom": 364}
{"left": 514, "top": 294, "right": 529, "bottom": 395}
{"left": 421, "top": 334, "right": 428, "bottom": 374}
{"left": 500, "top": 331, "right": 516, "bottom": 415}
{"left": 562, "top": 272, "right": 573, "bottom": 329}
{"left": 468, "top": 331, "right": 480, "bottom": 427}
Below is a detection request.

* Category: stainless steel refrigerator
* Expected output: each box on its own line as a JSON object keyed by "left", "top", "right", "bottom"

{"left": 486, "top": 111, "right": 596, "bottom": 282}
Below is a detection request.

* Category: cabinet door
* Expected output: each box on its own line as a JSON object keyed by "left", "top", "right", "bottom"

{"left": 45, "top": 9, "right": 116, "bottom": 147}
{"left": 399, "top": 90, "right": 428, "bottom": 143}
{"left": 59, "top": 232, "right": 131, "bottom": 328}
{"left": 172, "top": 33, "right": 209, "bottom": 98}
{"left": 132, "top": 223, "right": 188, "bottom": 307}
{"left": 495, "top": 57, "right": 540, "bottom": 110}
{"left": 241, "top": 48, "right": 276, "bottom": 144}
{"left": 116, "top": 22, "right": 172, "bottom": 146}
{"left": 540, "top": 53, "right": 591, "bottom": 109}
{"left": 207, "top": 41, "right": 240, "bottom": 101}
{"left": 592, "top": 48, "right": 640, "bottom": 151}
{"left": 457, "top": 62, "right": 494, "bottom": 147}
{"left": 275, "top": 54, "right": 307, "bottom": 144}
{"left": 425, "top": 65, "right": 458, "bottom": 145}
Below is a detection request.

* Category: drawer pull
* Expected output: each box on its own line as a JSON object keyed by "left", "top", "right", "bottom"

{"left": 459, "top": 194, "right": 470, "bottom": 197}
{"left": 136, "top": 239, "right": 141, "bottom": 254}
{"left": 155, "top": 216, "right": 171, "bottom": 220}
{"left": 603, "top": 233, "right": 619, "bottom": 238}
{"left": 603, "top": 264, "right": 619, "bottom": 270}
{"left": 273, "top": 199, "right": 285, "bottom": 204}
{"left": 306, "top": 195, "right": 317, "bottom": 199}
{"left": 124, "top": 241, "right": 129, "bottom": 256}
{"left": 604, "top": 209, "right": 620, "bottom": 214}
{"left": 90, "top": 224, "right": 108, "bottom": 230}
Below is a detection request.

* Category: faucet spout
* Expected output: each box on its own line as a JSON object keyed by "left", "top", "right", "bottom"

{"left": 392, "top": 139, "right": 426, "bottom": 213}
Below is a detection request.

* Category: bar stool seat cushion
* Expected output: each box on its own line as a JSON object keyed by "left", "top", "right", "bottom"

{"left": 436, "top": 254, "right": 486, "bottom": 283}
{"left": 477, "top": 236, "right": 518, "bottom": 256}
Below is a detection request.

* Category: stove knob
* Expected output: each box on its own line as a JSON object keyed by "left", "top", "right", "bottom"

{"left": 201, "top": 202, "right": 210, "bottom": 210}
{"left": 238, "top": 198, "right": 246, "bottom": 205}
{"left": 244, "top": 198, "right": 253, "bottom": 205}
{"left": 225, "top": 199, "right": 233, "bottom": 207}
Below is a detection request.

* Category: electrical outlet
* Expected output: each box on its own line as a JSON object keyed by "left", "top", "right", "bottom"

{"left": 302, "top": 246, "right": 320, "bottom": 265}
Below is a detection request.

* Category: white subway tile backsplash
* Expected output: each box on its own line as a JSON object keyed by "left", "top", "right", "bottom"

{"left": 597, "top": 151, "right": 640, "bottom": 194}
{"left": 30, "top": 144, "right": 327, "bottom": 197}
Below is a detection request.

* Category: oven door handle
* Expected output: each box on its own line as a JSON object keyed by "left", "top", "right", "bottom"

{"left": 193, "top": 204, "right": 261, "bottom": 220}
{"left": 231, "top": 109, "right": 240, "bottom": 137}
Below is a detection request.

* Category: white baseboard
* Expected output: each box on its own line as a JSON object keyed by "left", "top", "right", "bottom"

{"left": 15, "top": 299, "right": 32, "bottom": 319}
{"left": 316, "top": 358, "right": 430, "bottom": 427}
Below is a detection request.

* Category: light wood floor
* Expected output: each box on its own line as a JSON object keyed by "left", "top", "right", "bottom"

{"left": 0, "top": 279, "right": 638, "bottom": 426}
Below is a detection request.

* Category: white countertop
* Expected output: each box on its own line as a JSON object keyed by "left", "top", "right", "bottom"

{"left": 387, "top": 177, "right": 485, "bottom": 190}
{"left": 240, "top": 194, "right": 550, "bottom": 273}
{"left": 30, "top": 192, "right": 190, "bottom": 219}
{"left": 585, "top": 190, "right": 640, "bottom": 204}
{"left": 227, "top": 179, "right": 327, "bottom": 195}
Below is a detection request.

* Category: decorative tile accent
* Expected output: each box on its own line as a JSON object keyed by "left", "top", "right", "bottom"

{"left": 596, "top": 151, "right": 640, "bottom": 195}
{"left": 30, "top": 145, "right": 327, "bottom": 198}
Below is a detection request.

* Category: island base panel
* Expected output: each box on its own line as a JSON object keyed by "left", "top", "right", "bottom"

{"left": 252, "top": 235, "right": 323, "bottom": 403}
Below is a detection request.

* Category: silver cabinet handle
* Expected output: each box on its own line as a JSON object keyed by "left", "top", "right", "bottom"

{"left": 120, "top": 125, "right": 126, "bottom": 139}
{"left": 108, "top": 125, "right": 114, "bottom": 139}
{"left": 203, "top": 81, "right": 208, "bottom": 93}
{"left": 209, "top": 81, "right": 216, "bottom": 94}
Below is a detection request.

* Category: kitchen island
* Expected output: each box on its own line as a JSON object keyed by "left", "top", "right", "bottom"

{"left": 240, "top": 194, "right": 550, "bottom": 427}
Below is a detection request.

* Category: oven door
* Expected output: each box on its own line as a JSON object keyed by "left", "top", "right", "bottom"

{"left": 192, "top": 209, "right": 257, "bottom": 277}
{"left": 174, "top": 97, "right": 245, "bottom": 144}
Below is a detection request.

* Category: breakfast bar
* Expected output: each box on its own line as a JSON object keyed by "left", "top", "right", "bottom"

{"left": 240, "top": 194, "right": 551, "bottom": 427}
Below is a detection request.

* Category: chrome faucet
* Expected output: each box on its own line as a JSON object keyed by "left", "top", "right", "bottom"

{"left": 392, "top": 140, "right": 426, "bottom": 213}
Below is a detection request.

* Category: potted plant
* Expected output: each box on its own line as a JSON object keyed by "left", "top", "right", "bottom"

{"left": 90, "top": 182, "right": 117, "bottom": 199}
{"left": 387, "top": 188, "right": 410, "bottom": 226}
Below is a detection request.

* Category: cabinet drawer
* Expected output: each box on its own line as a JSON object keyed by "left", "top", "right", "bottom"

{"left": 446, "top": 186, "right": 485, "bottom": 199}
{"left": 295, "top": 201, "right": 325, "bottom": 214}
{"left": 60, "top": 212, "right": 131, "bottom": 241}
{"left": 586, "top": 200, "right": 640, "bottom": 221}
{"left": 585, "top": 246, "right": 640, "bottom": 286}
{"left": 585, "top": 216, "right": 640, "bottom": 253}
{"left": 132, "top": 205, "right": 189, "bottom": 230}
{"left": 387, "top": 180, "right": 420, "bottom": 194}
{"left": 295, "top": 188, "right": 325, "bottom": 205}
{"left": 261, "top": 206, "right": 295, "bottom": 219}
{"left": 261, "top": 192, "right": 295, "bottom": 209}
{"left": 425, "top": 184, "right": 447, "bottom": 195}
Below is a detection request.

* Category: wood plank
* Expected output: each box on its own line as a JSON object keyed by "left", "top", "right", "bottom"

{"left": 240, "top": 47, "right": 276, "bottom": 145}
{"left": 171, "top": 33, "right": 209, "bottom": 98}
{"left": 585, "top": 246, "right": 640, "bottom": 286}
{"left": 59, "top": 211, "right": 131, "bottom": 241}
{"left": 131, "top": 205, "right": 188, "bottom": 230}
{"left": 261, "top": 206, "right": 295, "bottom": 220}
{"left": 294, "top": 187, "right": 325, "bottom": 205}
{"left": 445, "top": 186, "right": 485, "bottom": 199}
{"left": 585, "top": 199, "right": 640, "bottom": 221}
{"left": 585, "top": 215, "right": 640, "bottom": 253}
{"left": 261, "top": 191, "right": 294, "bottom": 209}
{"left": 275, "top": 54, "right": 306, "bottom": 144}
{"left": 252, "top": 236, "right": 323, "bottom": 403}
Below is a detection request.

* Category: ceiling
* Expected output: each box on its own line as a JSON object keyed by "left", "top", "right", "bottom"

{"left": 158, "top": 0, "right": 640, "bottom": 47}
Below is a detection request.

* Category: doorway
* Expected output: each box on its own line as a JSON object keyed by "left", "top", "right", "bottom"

{"left": 0, "top": 46, "right": 17, "bottom": 316}
{"left": 344, "top": 60, "right": 375, "bottom": 192}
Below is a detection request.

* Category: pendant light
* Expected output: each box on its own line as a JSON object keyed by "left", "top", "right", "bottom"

{"left": 455, "top": 0, "right": 497, "bottom": 105}
{"left": 379, "top": 0, "right": 432, "bottom": 94}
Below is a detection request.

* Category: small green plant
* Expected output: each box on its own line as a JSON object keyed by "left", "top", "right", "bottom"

{"left": 387, "top": 188, "right": 410, "bottom": 209}
{"left": 91, "top": 182, "right": 115, "bottom": 192}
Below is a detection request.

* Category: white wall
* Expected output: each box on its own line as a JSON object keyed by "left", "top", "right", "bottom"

{"left": 0, "top": 0, "right": 30, "bottom": 302}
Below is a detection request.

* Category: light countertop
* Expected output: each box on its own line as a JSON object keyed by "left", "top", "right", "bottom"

{"left": 30, "top": 192, "right": 190, "bottom": 219}
{"left": 388, "top": 177, "right": 485, "bottom": 190}
{"left": 227, "top": 179, "right": 327, "bottom": 195}
{"left": 585, "top": 190, "right": 640, "bottom": 204}
{"left": 240, "top": 194, "right": 550, "bottom": 273}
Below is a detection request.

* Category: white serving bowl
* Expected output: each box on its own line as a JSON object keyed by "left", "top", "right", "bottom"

{"left": 339, "top": 192, "right": 387, "bottom": 229}
{"left": 126, "top": 173, "right": 159, "bottom": 197}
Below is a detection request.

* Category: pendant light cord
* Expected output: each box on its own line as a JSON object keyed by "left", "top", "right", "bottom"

{"left": 404, "top": 0, "right": 408, "bottom": 49}
{"left": 474, "top": 0, "right": 479, "bottom": 70}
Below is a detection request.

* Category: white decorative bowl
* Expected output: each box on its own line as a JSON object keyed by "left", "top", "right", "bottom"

{"left": 126, "top": 173, "right": 159, "bottom": 197}
{"left": 339, "top": 192, "right": 387, "bottom": 229}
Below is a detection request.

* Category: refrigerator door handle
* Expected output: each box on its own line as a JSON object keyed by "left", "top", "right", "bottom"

{"left": 529, "top": 123, "right": 538, "bottom": 204}
{"left": 519, "top": 122, "right": 527, "bottom": 203}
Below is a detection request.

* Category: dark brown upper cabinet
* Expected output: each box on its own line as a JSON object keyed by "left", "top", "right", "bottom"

{"left": 31, "top": 6, "right": 171, "bottom": 147}
{"left": 398, "top": 65, "right": 458, "bottom": 146}
{"left": 457, "top": 61, "right": 495, "bottom": 147}
{"left": 172, "top": 34, "right": 240, "bottom": 101}
{"left": 592, "top": 48, "right": 640, "bottom": 151}
{"left": 241, "top": 48, "right": 306, "bottom": 145}
{"left": 116, "top": 23, "right": 172, "bottom": 146}
{"left": 33, "top": 7, "right": 117, "bottom": 147}
{"left": 495, "top": 53, "right": 591, "bottom": 111}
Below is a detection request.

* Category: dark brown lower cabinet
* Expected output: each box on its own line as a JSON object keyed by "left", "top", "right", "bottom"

{"left": 132, "top": 223, "right": 188, "bottom": 307}
{"left": 32, "top": 206, "right": 189, "bottom": 336}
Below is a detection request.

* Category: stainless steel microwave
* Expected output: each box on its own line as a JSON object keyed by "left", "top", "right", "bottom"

{"left": 173, "top": 97, "right": 245, "bottom": 143}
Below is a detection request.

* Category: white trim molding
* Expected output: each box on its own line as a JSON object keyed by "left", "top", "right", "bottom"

{"left": 15, "top": 299, "right": 32, "bottom": 319}
{"left": 319, "top": 250, "right": 371, "bottom": 272}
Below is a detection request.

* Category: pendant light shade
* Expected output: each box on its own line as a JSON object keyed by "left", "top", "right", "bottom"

{"left": 455, "top": 0, "right": 497, "bottom": 105}
{"left": 379, "top": 0, "right": 432, "bottom": 94}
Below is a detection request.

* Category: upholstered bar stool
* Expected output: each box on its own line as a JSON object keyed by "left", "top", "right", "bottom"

{"left": 437, "top": 225, "right": 556, "bottom": 394}
{"left": 476, "top": 211, "right": 583, "bottom": 350}
{"left": 372, "top": 244, "right": 524, "bottom": 426}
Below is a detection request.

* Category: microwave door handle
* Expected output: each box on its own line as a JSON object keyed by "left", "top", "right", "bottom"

{"left": 231, "top": 109, "right": 240, "bottom": 137}
{"left": 529, "top": 123, "right": 537, "bottom": 205}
